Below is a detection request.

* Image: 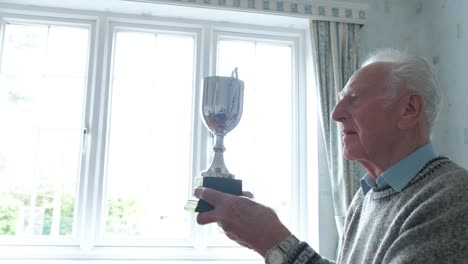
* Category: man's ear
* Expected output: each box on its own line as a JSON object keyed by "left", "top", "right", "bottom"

{"left": 397, "top": 93, "right": 425, "bottom": 129}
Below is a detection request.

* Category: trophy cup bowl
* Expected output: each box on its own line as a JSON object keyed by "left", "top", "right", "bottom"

{"left": 185, "top": 68, "right": 244, "bottom": 213}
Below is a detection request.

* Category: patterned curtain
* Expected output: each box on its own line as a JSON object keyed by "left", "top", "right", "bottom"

{"left": 310, "top": 20, "right": 365, "bottom": 236}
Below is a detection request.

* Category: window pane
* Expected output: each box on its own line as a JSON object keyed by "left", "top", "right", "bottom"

{"left": 0, "top": 23, "right": 89, "bottom": 237}
{"left": 105, "top": 31, "right": 194, "bottom": 241}
{"left": 211, "top": 39, "right": 293, "bottom": 245}
{"left": 1, "top": 24, "right": 48, "bottom": 74}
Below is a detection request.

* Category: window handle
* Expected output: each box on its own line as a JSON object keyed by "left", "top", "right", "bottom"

{"left": 81, "top": 126, "right": 88, "bottom": 155}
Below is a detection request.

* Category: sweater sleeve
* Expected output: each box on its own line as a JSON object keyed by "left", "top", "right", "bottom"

{"left": 285, "top": 242, "right": 335, "bottom": 264}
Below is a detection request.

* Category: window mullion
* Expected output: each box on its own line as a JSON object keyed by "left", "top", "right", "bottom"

{"left": 294, "top": 37, "right": 309, "bottom": 239}
{"left": 75, "top": 15, "right": 110, "bottom": 251}
{"left": 0, "top": 18, "right": 6, "bottom": 72}
{"left": 92, "top": 15, "right": 114, "bottom": 249}
{"left": 304, "top": 33, "right": 319, "bottom": 250}
{"left": 191, "top": 23, "right": 214, "bottom": 251}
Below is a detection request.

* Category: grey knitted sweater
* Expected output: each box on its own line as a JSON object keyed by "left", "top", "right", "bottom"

{"left": 287, "top": 158, "right": 468, "bottom": 264}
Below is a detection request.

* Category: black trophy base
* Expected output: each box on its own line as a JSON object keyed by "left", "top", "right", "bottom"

{"left": 195, "top": 176, "right": 242, "bottom": 213}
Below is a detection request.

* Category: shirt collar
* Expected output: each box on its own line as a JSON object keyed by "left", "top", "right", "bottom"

{"left": 360, "top": 143, "right": 438, "bottom": 195}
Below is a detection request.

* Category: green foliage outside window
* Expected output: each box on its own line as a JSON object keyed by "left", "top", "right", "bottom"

{"left": 0, "top": 193, "right": 75, "bottom": 236}
{"left": 106, "top": 197, "right": 141, "bottom": 235}
{"left": 60, "top": 195, "right": 74, "bottom": 235}
{"left": 0, "top": 192, "right": 141, "bottom": 236}
{"left": 0, "top": 197, "right": 21, "bottom": 235}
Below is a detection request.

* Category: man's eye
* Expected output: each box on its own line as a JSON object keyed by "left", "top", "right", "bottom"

{"left": 349, "top": 96, "right": 358, "bottom": 102}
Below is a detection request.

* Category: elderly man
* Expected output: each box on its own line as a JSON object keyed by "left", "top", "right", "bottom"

{"left": 194, "top": 50, "right": 468, "bottom": 263}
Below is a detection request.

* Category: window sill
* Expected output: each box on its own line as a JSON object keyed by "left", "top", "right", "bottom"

{"left": 0, "top": 245, "right": 263, "bottom": 262}
{"left": 5, "top": 261, "right": 263, "bottom": 264}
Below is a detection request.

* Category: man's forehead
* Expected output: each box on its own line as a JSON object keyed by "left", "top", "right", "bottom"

{"left": 339, "top": 63, "right": 391, "bottom": 97}
{"left": 340, "top": 79, "right": 368, "bottom": 97}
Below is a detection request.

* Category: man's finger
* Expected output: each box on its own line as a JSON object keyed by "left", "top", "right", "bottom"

{"left": 242, "top": 191, "right": 254, "bottom": 199}
{"left": 196, "top": 210, "right": 217, "bottom": 225}
{"left": 194, "top": 186, "right": 233, "bottom": 207}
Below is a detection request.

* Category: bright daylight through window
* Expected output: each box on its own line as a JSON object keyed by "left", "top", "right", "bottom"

{"left": 105, "top": 31, "right": 194, "bottom": 241}
{"left": 0, "top": 23, "right": 88, "bottom": 238}
{"left": 0, "top": 7, "right": 310, "bottom": 262}
{"left": 215, "top": 39, "right": 294, "bottom": 245}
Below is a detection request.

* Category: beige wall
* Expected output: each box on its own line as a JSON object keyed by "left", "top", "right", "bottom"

{"left": 361, "top": 0, "right": 468, "bottom": 169}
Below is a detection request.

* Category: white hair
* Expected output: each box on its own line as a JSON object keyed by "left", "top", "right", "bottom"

{"left": 361, "top": 49, "right": 443, "bottom": 129}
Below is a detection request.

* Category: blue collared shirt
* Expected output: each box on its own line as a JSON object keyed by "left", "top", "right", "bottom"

{"left": 360, "top": 143, "right": 438, "bottom": 195}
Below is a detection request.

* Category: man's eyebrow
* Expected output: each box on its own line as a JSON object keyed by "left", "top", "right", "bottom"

{"left": 338, "top": 89, "right": 347, "bottom": 98}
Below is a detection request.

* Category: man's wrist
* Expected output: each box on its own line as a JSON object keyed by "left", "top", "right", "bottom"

{"left": 264, "top": 234, "right": 300, "bottom": 264}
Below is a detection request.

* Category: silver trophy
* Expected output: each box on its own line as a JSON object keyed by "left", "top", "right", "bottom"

{"left": 185, "top": 68, "right": 244, "bottom": 212}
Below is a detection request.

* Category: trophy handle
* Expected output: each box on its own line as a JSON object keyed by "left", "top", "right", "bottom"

{"left": 231, "top": 67, "right": 238, "bottom": 79}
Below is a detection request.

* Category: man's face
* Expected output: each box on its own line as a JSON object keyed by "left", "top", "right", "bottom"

{"left": 331, "top": 63, "right": 402, "bottom": 163}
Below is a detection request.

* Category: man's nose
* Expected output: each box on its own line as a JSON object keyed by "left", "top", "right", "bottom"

{"left": 331, "top": 99, "right": 346, "bottom": 122}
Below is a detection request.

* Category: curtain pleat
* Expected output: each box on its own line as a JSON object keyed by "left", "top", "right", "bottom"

{"left": 310, "top": 20, "right": 365, "bottom": 237}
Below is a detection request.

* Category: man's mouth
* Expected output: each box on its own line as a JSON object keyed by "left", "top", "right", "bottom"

{"left": 343, "top": 130, "right": 357, "bottom": 135}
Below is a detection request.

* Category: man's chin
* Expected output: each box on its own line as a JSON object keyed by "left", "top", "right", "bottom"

{"left": 343, "top": 149, "right": 358, "bottom": 161}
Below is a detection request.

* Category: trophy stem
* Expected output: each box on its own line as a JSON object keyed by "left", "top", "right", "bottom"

{"left": 201, "top": 133, "right": 234, "bottom": 179}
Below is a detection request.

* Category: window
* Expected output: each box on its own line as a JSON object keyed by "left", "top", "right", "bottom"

{"left": 212, "top": 37, "right": 295, "bottom": 245}
{"left": 0, "top": 21, "right": 89, "bottom": 239}
{"left": 104, "top": 28, "right": 195, "bottom": 241}
{"left": 0, "top": 4, "right": 313, "bottom": 262}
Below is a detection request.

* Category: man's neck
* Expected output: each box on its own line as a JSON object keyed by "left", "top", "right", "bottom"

{"left": 361, "top": 137, "right": 431, "bottom": 179}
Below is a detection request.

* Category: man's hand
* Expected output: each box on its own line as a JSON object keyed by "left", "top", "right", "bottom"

{"left": 194, "top": 186, "right": 291, "bottom": 257}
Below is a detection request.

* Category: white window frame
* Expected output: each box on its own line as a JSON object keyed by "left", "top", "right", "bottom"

{"left": 0, "top": 12, "right": 97, "bottom": 248}
{"left": 210, "top": 25, "right": 307, "bottom": 235}
{"left": 94, "top": 20, "right": 203, "bottom": 248}
{"left": 0, "top": 2, "right": 318, "bottom": 262}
